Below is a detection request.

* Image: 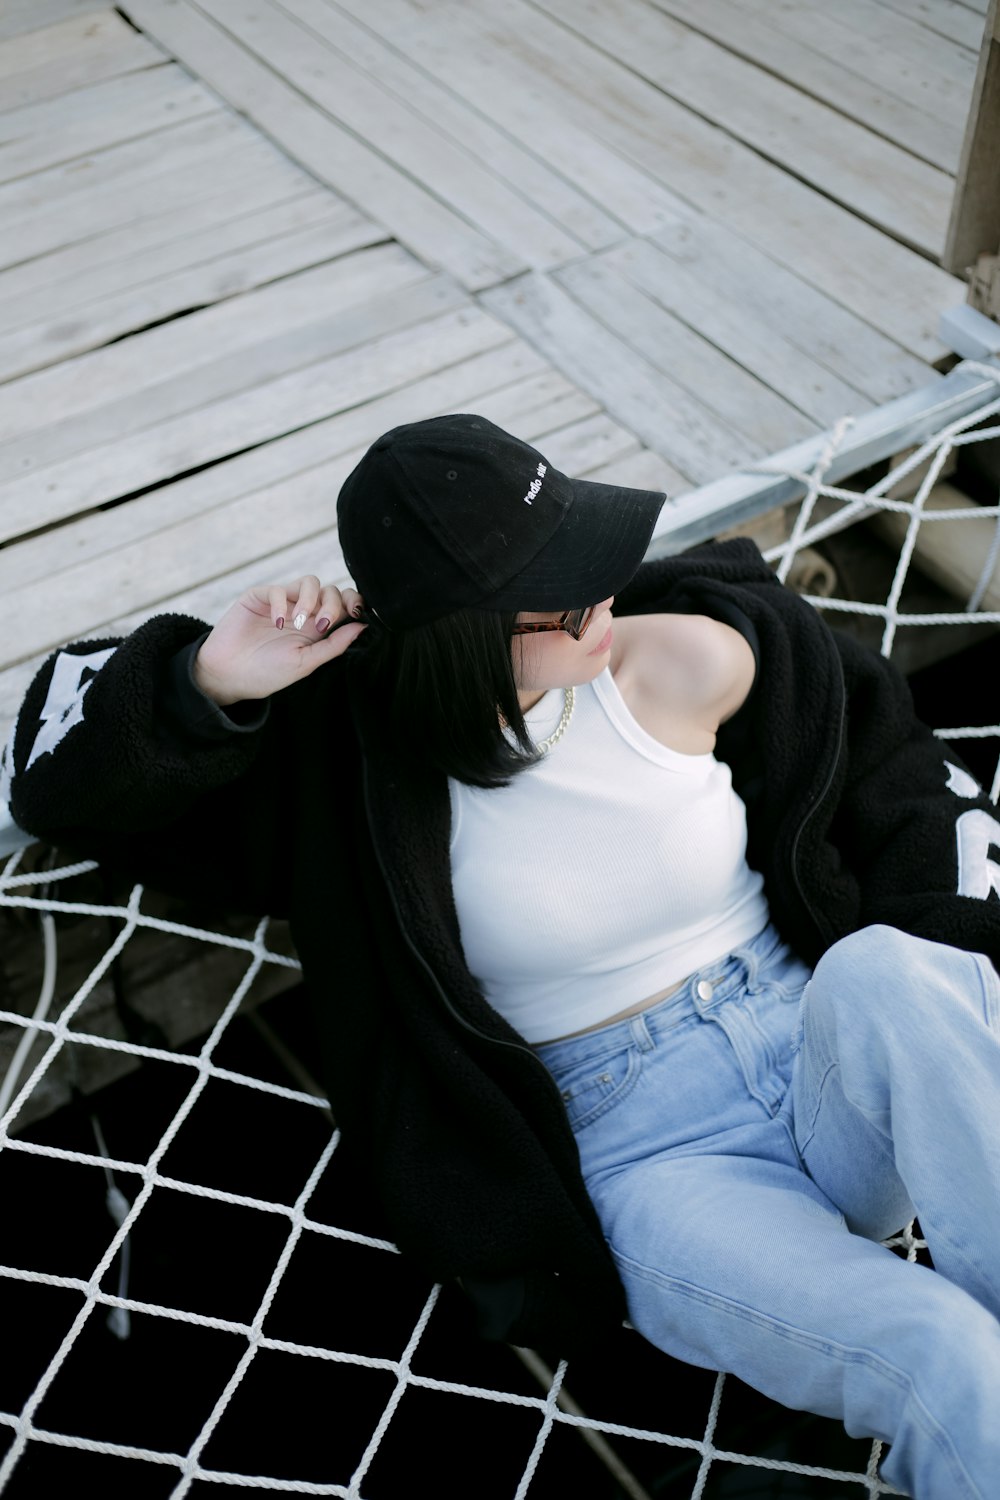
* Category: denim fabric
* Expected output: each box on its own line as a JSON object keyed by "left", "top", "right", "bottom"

{"left": 534, "top": 922, "right": 1000, "bottom": 1499}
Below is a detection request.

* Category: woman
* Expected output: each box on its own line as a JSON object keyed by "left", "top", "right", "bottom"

{"left": 6, "top": 413, "right": 1000, "bottom": 1497}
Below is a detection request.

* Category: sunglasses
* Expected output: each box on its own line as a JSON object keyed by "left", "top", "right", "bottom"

{"left": 510, "top": 604, "right": 598, "bottom": 642}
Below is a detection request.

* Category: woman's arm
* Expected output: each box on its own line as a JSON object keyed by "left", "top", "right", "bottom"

{"left": 615, "top": 611, "right": 757, "bottom": 749}
{"left": 3, "top": 577, "right": 366, "bottom": 914}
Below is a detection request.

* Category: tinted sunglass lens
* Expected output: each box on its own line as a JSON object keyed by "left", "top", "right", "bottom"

{"left": 568, "top": 605, "right": 596, "bottom": 639}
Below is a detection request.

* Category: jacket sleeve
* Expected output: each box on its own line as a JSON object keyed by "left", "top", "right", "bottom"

{"left": 831, "top": 626, "right": 1000, "bottom": 969}
{"left": 1, "top": 614, "right": 296, "bottom": 916}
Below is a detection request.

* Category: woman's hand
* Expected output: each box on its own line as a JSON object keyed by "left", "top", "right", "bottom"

{"left": 192, "top": 577, "right": 367, "bottom": 706}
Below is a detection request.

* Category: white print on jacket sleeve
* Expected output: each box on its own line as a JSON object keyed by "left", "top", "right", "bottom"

{"left": 956, "top": 810, "right": 1000, "bottom": 901}
{"left": 945, "top": 759, "right": 1000, "bottom": 901}
{"left": 24, "top": 647, "right": 116, "bottom": 772}
{"left": 945, "top": 761, "right": 982, "bottom": 800}
{"left": 0, "top": 706, "right": 20, "bottom": 808}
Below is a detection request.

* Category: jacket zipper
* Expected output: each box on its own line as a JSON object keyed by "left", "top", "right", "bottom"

{"left": 361, "top": 758, "right": 560, "bottom": 1083}
{"left": 788, "top": 651, "right": 846, "bottom": 949}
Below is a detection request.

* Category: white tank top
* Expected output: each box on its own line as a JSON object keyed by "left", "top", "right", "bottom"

{"left": 448, "top": 666, "right": 768, "bottom": 1043}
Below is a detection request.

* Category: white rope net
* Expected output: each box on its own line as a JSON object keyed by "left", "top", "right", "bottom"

{"left": 2, "top": 378, "right": 1000, "bottom": 1499}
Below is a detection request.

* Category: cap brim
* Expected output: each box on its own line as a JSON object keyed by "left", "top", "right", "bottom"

{"left": 475, "top": 477, "right": 667, "bottom": 611}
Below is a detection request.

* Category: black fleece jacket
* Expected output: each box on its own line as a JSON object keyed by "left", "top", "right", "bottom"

{"left": 6, "top": 539, "right": 1000, "bottom": 1357}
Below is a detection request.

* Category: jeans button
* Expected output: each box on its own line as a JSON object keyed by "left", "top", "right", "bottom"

{"left": 696, "top": 979, "right": 714, "bottom": 1001}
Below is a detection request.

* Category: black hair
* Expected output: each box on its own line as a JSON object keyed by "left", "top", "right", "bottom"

{"left": 355, "top": 607, "right": 542, "bottom": 788}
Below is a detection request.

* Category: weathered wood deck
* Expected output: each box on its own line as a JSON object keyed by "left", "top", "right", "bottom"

{"left": 0, "top": 0, "right": 987, "bottom": 737}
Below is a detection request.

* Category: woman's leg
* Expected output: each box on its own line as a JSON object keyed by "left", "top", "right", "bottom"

{"left": 539, "top": 926, "right": 1000, "bottom": 1500}
{"left": 791, "top": 924, "right": 1000, "bottom": 1319}
{"left": 595, "top": 1149, "right": 1000, "bottom": 1500}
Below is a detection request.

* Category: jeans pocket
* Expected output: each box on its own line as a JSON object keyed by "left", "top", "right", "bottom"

{"left": 553, "top": 1045, "right": 641, "bottom": 1132}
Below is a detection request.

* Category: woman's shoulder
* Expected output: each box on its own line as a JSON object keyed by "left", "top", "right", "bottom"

{"left": 611, "top": 611, "right": 757, "bottom": 740}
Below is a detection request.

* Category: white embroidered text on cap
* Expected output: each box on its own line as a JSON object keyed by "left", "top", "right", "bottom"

{"left": 523, "top": 462, "right": 547, "bottom": 505}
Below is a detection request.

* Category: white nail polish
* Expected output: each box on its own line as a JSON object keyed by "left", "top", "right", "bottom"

{"left": 293, "top": 613, "right": 307, "bottom": 631}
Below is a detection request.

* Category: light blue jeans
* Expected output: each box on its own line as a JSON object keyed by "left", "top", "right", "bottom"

{"left": 534, "top": 923, "right": 1000, "bottom": 1499}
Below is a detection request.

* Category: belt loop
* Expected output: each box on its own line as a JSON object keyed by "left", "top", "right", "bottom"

{"left": 629, "top": 1013, "right": 655, "bottom": 1053}
{"left": 732, "top": 943, "right": 760, "bottom": 994}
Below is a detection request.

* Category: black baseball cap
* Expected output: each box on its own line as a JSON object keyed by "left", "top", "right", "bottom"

{"left": 336, "top": 414, "right": 667, "bottom": 628}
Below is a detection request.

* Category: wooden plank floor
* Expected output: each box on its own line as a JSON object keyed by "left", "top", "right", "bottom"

{"left": 0, "top": 0, "right": 985, "bottom": 739}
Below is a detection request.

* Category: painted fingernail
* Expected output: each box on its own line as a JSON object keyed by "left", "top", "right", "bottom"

{"left": 293, "top": 612, "right": 307, "bottom": 631}
{"left": 276, "top": 617, "right": 284, "bottom": 630}
{"left": 316, "top": 618, "right": 331, "bottom": 634}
